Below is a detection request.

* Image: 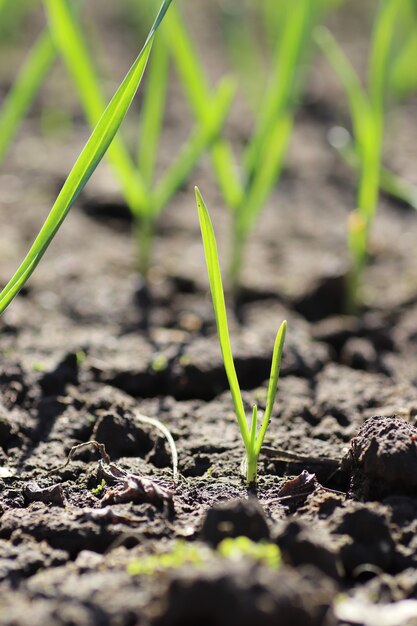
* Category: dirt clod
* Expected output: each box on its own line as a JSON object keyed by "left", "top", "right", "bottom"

{"left": 347, "top": 415, "right": 417, "bottom": 499}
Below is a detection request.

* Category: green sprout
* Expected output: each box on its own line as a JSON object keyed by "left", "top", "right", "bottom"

{"left": 151, "top": 354, "right": 168, "bottom": 372}
{"left": 389, "top": 0, "right": 417, "bottom": 99}
{"left": 43, "top": 0, "right": 234, "bottom": 277}
{"left": 195, "top": 188, "right": 286, "bottom": 485}
{"left": 172, "top": 0, "right": 317, "bottom": 293}
{"left": 0, "top": 0, "right": 233, "bottom": 278}
{"left": 91, "top": 478, "right": 106, "bottom": 497}
{"left": 315, "top": 0, "right": 410, "bottom": 311}
{"left": 0, "top": 29, "right": 56, "bottom": 162}
{"left": 0, "top": 0, "right": 173, "bottom": 315}
{"left": 127, "top": 536, "right": 281, "bottom": 576}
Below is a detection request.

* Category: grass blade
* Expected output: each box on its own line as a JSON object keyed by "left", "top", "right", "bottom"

{"left": 389, "top": 20, "right": 417, "bottom": 98}
{"left": 238, "top": 114, "right": 293, "bottom": 237}
{"left": 244, "top": 0, "right": 312, "bottom": 177}
{"left": 0, "top": 30, "right": 56, "bottom": 162}
{"left": 195, "top": 187, "right": 249, "bottom": 448}
{"left": 222, "top": 10, "right": 266, "bottom": 111}
{"left": 249, "top": 404, "right": 258, "bottom": 454}
{"left": 137, "top": 34, "right": 169, "bottom": 185}
{"left": 368, "top": 0, "right": 401, "bottom": 115}
{"left": 161, "top": 2, "right": 244, "bottom": 210}
{"left": 255, "top": 320, "right": 286, "bottom": 454}
{"left": 334, "top": 132, "right": 417, "bottom": 209}
{"left": 138, "top": 33, "right": 169, "bottom": 187}
{"left": 314, "top": 26, "right": 370, "bottom": 150}
{"left": 44, "top": 0, "right": 148, "bottom": 214}
{"left": 152, "top": 78, "right": 236, "bottom": 216}
{"left": 0, "top": 0, "right": 172, "bottom": 314}
{"left": 161, "top": 3, "right": 210, "bottom": 120}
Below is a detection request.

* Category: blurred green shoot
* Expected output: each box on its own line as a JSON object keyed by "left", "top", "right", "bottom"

{"left": 43, "top": 0, "right": 234, "bottom": 276}
{"left": 0, "top": 0, "right": 173, "bottom": 315}
{"left": 0, "top": 0, "right": 233, "bottom": 276}
{"left": 163, "top": 0, "right": 320, "bottom": 293}
{"left": 389, "top": 0, "right": 417, "bottom": 99}
{"left": 0, "top": 30, "right": 56, "bottom": 161}
{"left": 328, "top": 126, "right": 417, "bottom": 209}
{"left": 127, "top": 536, "right": 281, "bottom": 576}
{"left": 0, "top": 0, "right": 33, "bottom": 44}
{"left": 315, "top": 0, "right": 404, "bottom": 311}
{"left": 196, "top": 187, "right": 286, "bottom": 485}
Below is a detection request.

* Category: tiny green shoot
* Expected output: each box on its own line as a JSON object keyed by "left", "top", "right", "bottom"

{"left": 91, "top": 478, "right": 106, "bottom": 497}
{"left": 195, "top": 188, "right": 286, "bottom": 485}
{"left": 127, "top": 536, "right": 281, "bottom": 576}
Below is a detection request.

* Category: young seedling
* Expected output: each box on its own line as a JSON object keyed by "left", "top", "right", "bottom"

{"left": 0, "top": 29, "right": 56, "bottom": 162}
{"left": 42, "top": 0, "right": 234, "bottom": 277}
{"left": 161, "top": 0, "right": 322, "bottom": 293}
{"left": 195, "top": 187, "right": 286, "bottom": 485}
{"left": 0, "top": 0, "right": 233, "bottom": 278}
{"left": 388, "top": 0, "right": 417, "bottom": 99}
{"left": 0, "top": 0, "right": 173, "bottom": 314}
{"left": 315, "top": 0, "right": 407, "bottom": 311}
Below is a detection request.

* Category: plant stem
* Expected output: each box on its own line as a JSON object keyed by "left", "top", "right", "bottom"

{"left": 135, "top": 215, "right": 154, "bottom": 278}
{"left": 246, "top": 450, "right": 258, "bottom": 485}
{"left": 229, "top": 222, "right": 246, "bottom": 295}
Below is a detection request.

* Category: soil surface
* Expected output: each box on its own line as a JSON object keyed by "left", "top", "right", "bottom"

{"left": 2, "top": 2, "right": 417, "bottom": 625}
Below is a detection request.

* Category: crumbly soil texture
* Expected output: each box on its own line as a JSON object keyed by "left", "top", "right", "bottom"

{"left": 2, "top": 3, "right": 417, "bottom": 626}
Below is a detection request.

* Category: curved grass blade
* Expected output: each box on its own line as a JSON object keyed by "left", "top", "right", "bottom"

{"left": 368, "top": 0, "right": 402, "bottom": 115}
{"left": 314, "top": 26, "right": 370, "bottom": 149}
{"left": 244, "top": 0, "right": 312, "bottom": 177}
{"left": 152, "top": 78, "right": 236, "bottom": 217}
{"left": 136, "top": 412, "right": 178, "bottom": 482}
{"left": 0, "top": 0, "right": 172, "bottom": 314}
{"left": 0, "top": 30, "right": 56, "bottom": 162}
{"left": 238, "top": 114, "right": 293, "bottom": 238}
{"left": 249, "top": 404, "right": 258, "bottom": 455}
{"left": 43, "top": 0, "right": 148, "bottom": 215}
{"left": 195, "top": 187, "right": 249, "bottom": 448}
{"left": 255, "top": 320, "right": 286, "bottom": 454}
{"left": 137, "top": 34, "right": 169, "bottom": 185}
{"left": 161, "top": 3, "right": 243, "bottom": 210}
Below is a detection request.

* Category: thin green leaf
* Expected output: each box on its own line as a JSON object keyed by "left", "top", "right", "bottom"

{"left": 238, "top": 114, "right": 293, "bottom": 237}
{"left": 380, "top": 167, "right": 417, "bottom": 208}
{"left": 389, "top": 21, "right": 417, "bottom": 98}
{"left": 249, "top": 404, "right": 258, "bottom": 454}
{"left": 368, "top": 0, "right": 401, "bottom": 115}
{"left": 44, "top": 0, "right": 148, "bottom": 214}
{"left": 161, "top": 3, "right": 210, "bottom": 120}
{"left": 244, "top": 0, "right": 311, "bottom": 176}
{"left": 137, "top": 35, "right": 169, "bottom": 184}
{"left": 195, "top": 187, "right": 249, "bottom": 448}
{"left": 314, "top": 26, "right": 370, "bottom": 150}
{"left": 152, "top": 78, "right": 236, "bottom": 217}
{"left": 223, "top": 12, "right": 266, "bottom": 111}
{"left": 161, "top": 2, "right": 244, "bottom": 210}
{"left": 0, "top": 30, "right": 56, "bottom": 162}
{"left": 255, "top": 320, "right": 286, "bottom": 454}
{"left": 261, "top": 0, "right": 286, "bottom": 52}
{"left": 211, "top": 139, "right": 243, "bottom": 211}
{"left": 0, "top": 0, "right": 172, "bottom": 314}
{"left": 334, "top": 133, "right": 417, "bottom": 209}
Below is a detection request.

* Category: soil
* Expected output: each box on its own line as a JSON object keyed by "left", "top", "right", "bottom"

{"left": 2, "top": 2, "right": 417, "bottom": 625}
